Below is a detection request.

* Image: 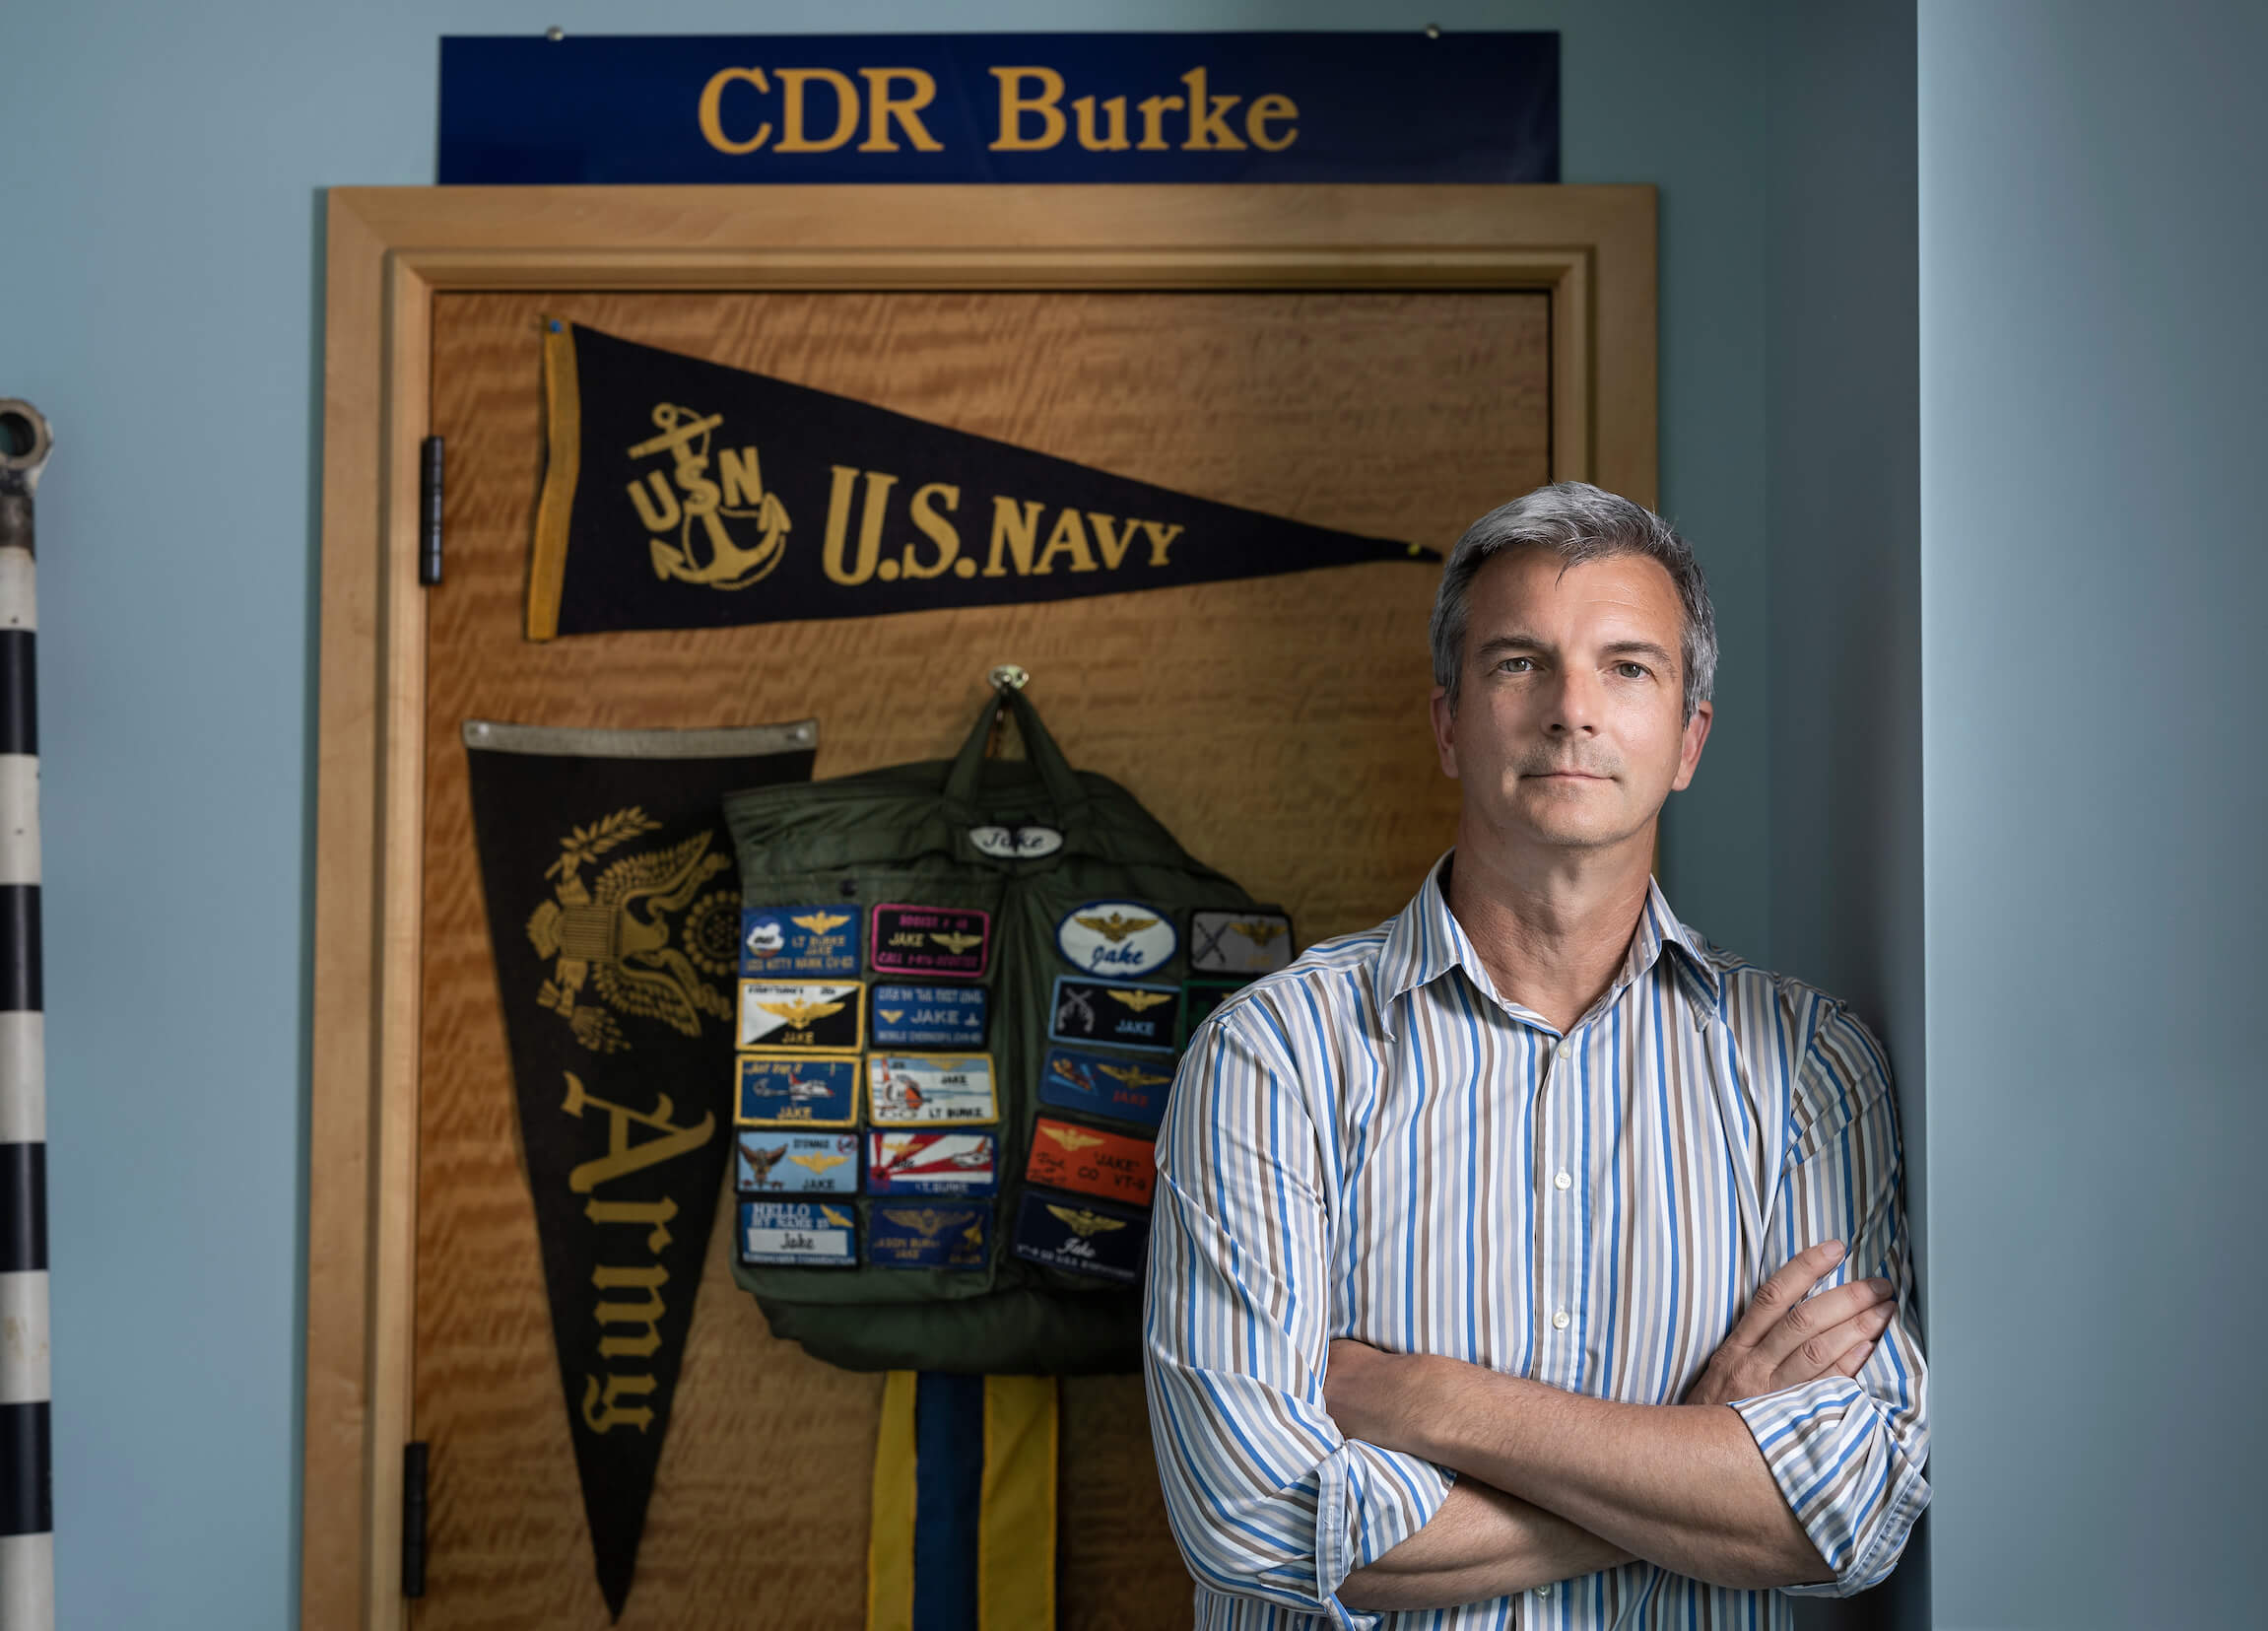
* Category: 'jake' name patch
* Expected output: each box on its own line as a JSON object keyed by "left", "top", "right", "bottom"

{"left": 737, "top": 979, "right": 864, "bottom": 1052}
{"left": 870, "top": 904, "right": 991, "bottom": 979}
{"left": 1049, "top": 976, "right": 1180, "bottom": 1053}
{"left": 1055, "top": 900, "right": 1178, "bottom": 980}
{"left": 1010, "top": 1189, "right": 1149, "bottom": 1283}
{"left": 741, "top": 905, "right": 862, "bottom": 977}
{"left": 867, "top": 1202, "right": 990, "bottom": 1270}
{"left": 1025, "top": 1118, "right": 1157, "bottom": 1207}
{"left": 1188, "top": 910, "right": 1296, "bottom": 976}
{"left": 740, "top": 1200, "right": 857, "bottom": 1267}
{"left": 867, "top": 1053, "right": 999, "bottom": 1125}
{"left": 737, "top": 1053, "right": 859, "bottom": 1126}
{"left": 865, "top": 1130, "right": 999, "bottom": 1195}
{"left": 869, "top": 983, "right": 988, "bottom": 1049}
{"left": 1037, "top": 1045, "right": 1174, "bottom": 1130}
{"left": 737, "top": 1130, "right": 859, "bottom": 1193}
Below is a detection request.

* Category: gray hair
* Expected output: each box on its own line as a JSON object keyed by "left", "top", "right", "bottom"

{"left": 1428, "top": 482, "right": 1718, "bottom": 720}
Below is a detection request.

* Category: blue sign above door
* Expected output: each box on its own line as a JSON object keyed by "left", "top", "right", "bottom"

{"left": 438, "top": 32, "right": 1558, "bottom": 185}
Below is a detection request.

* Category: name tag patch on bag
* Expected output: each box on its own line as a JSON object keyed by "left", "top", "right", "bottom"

{"left": 1049, "top": 976, "right": 1180, "bottom": 1053}
{"left": 867, "top": 1053, "right": 999, "bottom": 1125}
{"left": 967, "top": 823, "right": 1064, "bottom": 860}
{"left": 740, "top": 905, "right": 862, "bottom": 977}
{"left": 1037, "top": 1045, "right": 1174, "bottom": 1130}
{"left": 865, "top": 1130, "right": 1000, "bottom": 1195}
{"left": 1055, "top": 900, "right": 1178, "bottom": 980}
{"left": 737, "top": 1053, "right": 860, "bottom": 1126}
{"left": 1188, "top": 910, "right": 1296, "bottom": 976}
{"left": 1011, "top": 1189, "right": 1149, "bottom": 1283}
{"left": 1025, "top": 1118, "right": 1157, "bottom": 1207}
{"left": 740, "top": 1200, "right": 858, "bottom": 1267}
{"left": 870, "top": 904, "right": 992, "bottom": 979}
{"left": 737, "top": 980, "right": 864, "bottom": 1052}
{"left": 869, "top": 984, "right": 988, "bottom": 1049}
{"left": 868, "top": 1202, "right": 990, "bottom": 1270}
{"left": 737, "top": 1130, "right": 859, "bottom": 1193}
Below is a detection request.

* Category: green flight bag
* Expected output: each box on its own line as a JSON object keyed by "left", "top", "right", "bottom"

{"left": 723, "top": 683, "right": 1261, "bottom": 1374}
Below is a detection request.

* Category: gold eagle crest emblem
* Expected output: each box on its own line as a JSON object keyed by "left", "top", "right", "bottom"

{"left": 758, "top": 996, "right": 846, "bottom": 1028}
{"left": 1074, "top": 911, "right": 1161, "bottom": 943}
{"left": 888, "top": 1207, "right": 962, "bottom": 1237}
{"left": 789, "top": 1152, "right": 849, "bottom": 1176}
{"left": 878, "top": 1008, "right": 905, "bottom": 1024}
{"left": 930, "top": 930, "right": 984, "bottom": 955}
{"left": 1044, "top": 1125, "right": 1106, "bottom": 1152}
{"left": 1108, "top": 988, "right": 1172, "bottom": 1012}
{"left": 1234, "top": 919, "right": 1289, "bottom": 945}
{"left": 790, "top": 911, "right": 851, "bottom": 935}
{"left": 1047, "top": 1204, "right": 1128, "bottom": 1239}
{"left": 1099, "top": 1062, "right": 1171, "bottom": 1090}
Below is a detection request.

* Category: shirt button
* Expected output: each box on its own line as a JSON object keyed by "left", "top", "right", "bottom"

{"left": 1552, "top": 1310, "right": 1570, "bottom": 1329}
{"left": 1537, "top": 1584, "right": 1553, "bottom": 1597}
{"left": 1554, "top": 1170, "right": 1571, "bottom": 1190}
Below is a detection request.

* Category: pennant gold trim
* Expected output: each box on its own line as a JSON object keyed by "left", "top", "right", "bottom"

{"left": 866, "top": 1371, "right": 920, "bottom": 1631}
{"left": 527, "top": 320, "right": 582, "bottom": 642}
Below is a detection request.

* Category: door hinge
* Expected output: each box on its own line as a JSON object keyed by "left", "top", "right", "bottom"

{"left": 401, "top": 1441, "right": 430, "bottom": 1597}
{"left": 419, "top": 436, "right": 444, "bottom": 586}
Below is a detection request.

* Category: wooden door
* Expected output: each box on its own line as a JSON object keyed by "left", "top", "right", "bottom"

{"left": 413, "top": 288, "right": 1551, "bottom": 1628}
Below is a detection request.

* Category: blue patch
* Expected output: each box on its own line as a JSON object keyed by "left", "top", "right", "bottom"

{"left": 866, "top": 1202, "right": 990, "bottom": 1270}
{"left": 737, "top": 1130, "right": 859, "bottom": 1193}
{"left": 1055, "top": 900, "right": 1178, "bottom": 980}
{"left": 1048, "top": 976, "right": 1180, "bottom": 1053}
{"left": 1037, "top": 1045, "right": 1175, "bottom": 1130}
{"left": 1010, "top": 1189, "right": 1149, "bottom": 1283}
{"left": 736, "top": 1053, "right": 859, "bottom": 1126}
{"left": 869, "top": 983, "right": 988, "bottom": 1049}
{"left": 739, "top": 1200, "right": 858, "bottom": 1266}
{"left": 740, "top": 905, "right": 862, "bottom": 977}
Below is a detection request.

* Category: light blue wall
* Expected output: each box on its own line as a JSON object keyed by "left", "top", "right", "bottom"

{"left": 0, "top": 2, "right": 1783, "bottom": 1623}
{"left": 1918, "top": 2, "right": 2268, "bottom": 1625}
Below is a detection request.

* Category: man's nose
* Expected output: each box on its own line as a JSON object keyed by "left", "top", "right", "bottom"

{"left": 1543, "top": 666, "right": 1603, "bottom": 734}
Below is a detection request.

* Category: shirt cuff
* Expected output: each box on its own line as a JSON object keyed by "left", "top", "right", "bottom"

{"left": 1731, "top": 1377, "right": 1928, "bottom": 1596}
{"left": 1313, "top": 1439, "right": 1457, "bottom": 1630}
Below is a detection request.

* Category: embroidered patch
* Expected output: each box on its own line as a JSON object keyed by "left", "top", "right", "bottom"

{"left": 737, "top": 1130, "right": 859, "bottom": 1193}
{"left": 1188, "top": 910, "right": 1296, "bottom": 977}
{"left": 967, "top": 823, "right": 1065, "bottom": 861}
{"left": 736, "top": 979, "right": 864, "bottom": 1052}
{"left": 867, "top": 1201, "right": 990, "bottom": 1269}
{"left": 1025, "top": 1118, "right": 1157, "bottom": 1207}
{"left": 864, "top": 1130, "right": 1000, "bottom": 1196}
{"left": 1055, "top": 900, "right": 1179, "bottom": 980}
{"left": 1010, "top": 1189, "right": 1149, "bottom": 1283}
{"left": 869, "top": 983, "right": 988, "bottom": 1049}
{"left": 739, "top": 1200, "right": 858, "bottom": 1267}
{"left": 1036, "top": 1045, "right": 1174, "bottom": 1130}
{"left": 740, "top": 905, "right": 861, "bottom": 977}
{"left": 736, "top": 1053, "right": 859, "bottom": 1127}
{"left": 1181, "top": 979, "right": 1244, "bottom": 1045}
{"left": 870, "top": 903, "right": 991, "bottom": 979}
{"left": 1048, "top": 976, "right": 1180, "bottom": 1053}
{"left": 866, "top": 1052, "right": 999, "bottom": 1125}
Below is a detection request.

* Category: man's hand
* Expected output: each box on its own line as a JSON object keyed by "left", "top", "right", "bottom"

{"left": 1684, "top": 1240, "right": 1894, "bottom": 1408}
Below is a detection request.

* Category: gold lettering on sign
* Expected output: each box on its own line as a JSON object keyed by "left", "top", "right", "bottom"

{"left": 1178, "top": 68, "right": 1246, "bottom": 151}
{"left": 857, "top": 67, "right": 944, "bottom": 152}
{"left": 776, "top": 67, "right": 860, "bottom": 152}
{"left": 698, "top": 66, "right": 773, "bottom": 154}
{"left": 563, "top": 1075, "right": 715, "bottom": 1193}
{"left": 989, "top": 67, "right": 1067, "bottom": 151}
{"left": 1073, "top": 95, "right": 1130, "bottom": 151}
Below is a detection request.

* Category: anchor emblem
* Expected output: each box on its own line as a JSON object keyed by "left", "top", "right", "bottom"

{"left": 624, "top": 403, "right": 791, "bottom": 590}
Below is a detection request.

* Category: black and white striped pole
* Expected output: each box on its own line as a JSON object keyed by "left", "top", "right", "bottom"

{"left": 0, "top": 400, "right": 51, "bottom": 1631}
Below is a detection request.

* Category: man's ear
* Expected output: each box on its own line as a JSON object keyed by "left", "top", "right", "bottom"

{"left": 1671, "top": 699, "right": 1713, "bottom": 791}
{"left": 1430, "top": 687, "right": 1460, "bottom": 780}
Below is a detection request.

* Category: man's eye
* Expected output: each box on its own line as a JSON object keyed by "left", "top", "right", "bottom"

{"left": 1499, "top": 656, "right": 1536, "bottom": 673}
{"left": 1616, "top": 662, "right": 1650, "bottom": 680}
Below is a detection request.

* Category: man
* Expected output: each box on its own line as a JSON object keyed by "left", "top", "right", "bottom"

{"left": 1143, "top": 483, "right": 1927, "bottom": 1628}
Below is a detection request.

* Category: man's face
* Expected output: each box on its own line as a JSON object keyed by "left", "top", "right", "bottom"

{"left": 1430, "top": 548, "right": 1712, "bottom": 854}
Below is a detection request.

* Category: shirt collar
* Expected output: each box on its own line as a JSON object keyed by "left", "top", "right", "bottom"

{"left": 1372, "top": 853, "right": 1722, "bottom": 1038}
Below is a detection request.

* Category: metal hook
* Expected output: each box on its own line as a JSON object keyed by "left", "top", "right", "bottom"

{"left": 987, "top": 664, "right": 1030, "bottom": 692}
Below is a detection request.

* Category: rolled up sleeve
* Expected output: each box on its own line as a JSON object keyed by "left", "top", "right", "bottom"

{"left": 1143, "top": 1006, "right": 1453, "bottom": 1628}
{"left": 1732, "top": 1005, "right": 1931, "bottom": 1596}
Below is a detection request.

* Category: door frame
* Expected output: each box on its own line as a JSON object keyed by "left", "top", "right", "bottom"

{"left": 305, "top": 182, "right": 1655, "bottom": 1631}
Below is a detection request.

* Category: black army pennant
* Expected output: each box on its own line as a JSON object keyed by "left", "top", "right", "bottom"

{"left": 464, "top": 717, "right": 817, "bottom": 1618}
{"left": 527, "top": 320, "right": 1437, "bottom": 640}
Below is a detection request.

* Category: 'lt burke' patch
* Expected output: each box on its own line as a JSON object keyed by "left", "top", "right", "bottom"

{"left": 1188, "top": 910, "right": 1296, "bottom": 976}
{"left": 1055, "top": 900, "right": 1179, "bottom": 980}
{"left": 967, "top": 823, "right": 1064, "bottom": 860}
{"left": 1025, "top": 1117, "right": 1157, "bottom": 1207}
{"left": 740, "top": 905, "right": 862, "bottom": 977}
{"left": 739, "top": 1200, "right": 858, "bottom": 1267}
{"left": 867, "top": 1202, "right": 990, "bottom": 1270}
{"left": 870, "top": 904, "right": 991, "bottom": 979}
{"left": 736, "top": 1053, "right": 859, "bottom": 1126}
{"left": 738, "top": 1130, "right": 859, "bottom": 1193}
{"left": 1049, "top": 976, "right": 1180, "bottom": 1053}
{"left": 1010, "top": 1189, "right": 1149, "bottom": 1283}
{"left": 737, "top": 980, "right": 864, "bottom": 1052}
{"left": 869, "top": 983, "right": 988, "bottom": 1049}
{"left": 865, "top": 1130, "right": 999, "bottom": 1195}
{"left": 867, "top": 1053, "right": 999, "bottom": 1125}
{"left": 1037, "top": 1045, "right": 1175, "bottom": 1130}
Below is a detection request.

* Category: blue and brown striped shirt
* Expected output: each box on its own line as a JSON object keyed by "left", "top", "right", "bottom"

{"left": 1142, "top": 858, "right": 1928, "bottom": 1629}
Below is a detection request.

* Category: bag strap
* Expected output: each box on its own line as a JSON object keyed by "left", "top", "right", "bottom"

{"left": 942, "top": 681, "right": 1089, "bottom": 825}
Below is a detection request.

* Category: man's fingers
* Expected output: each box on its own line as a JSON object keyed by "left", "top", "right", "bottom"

{"left": 1769, "top": 1302, "right": 1894, "bottom": 1390}
{"left": 1752, "top": 1274, "right": 1894, "bottom": 1369}
{"left": 1831, "top": 1335, "right": 1877, "bottom": 1379}
{"left": 1726, "top": 1240, "right": 1845, "bottom": 1349}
